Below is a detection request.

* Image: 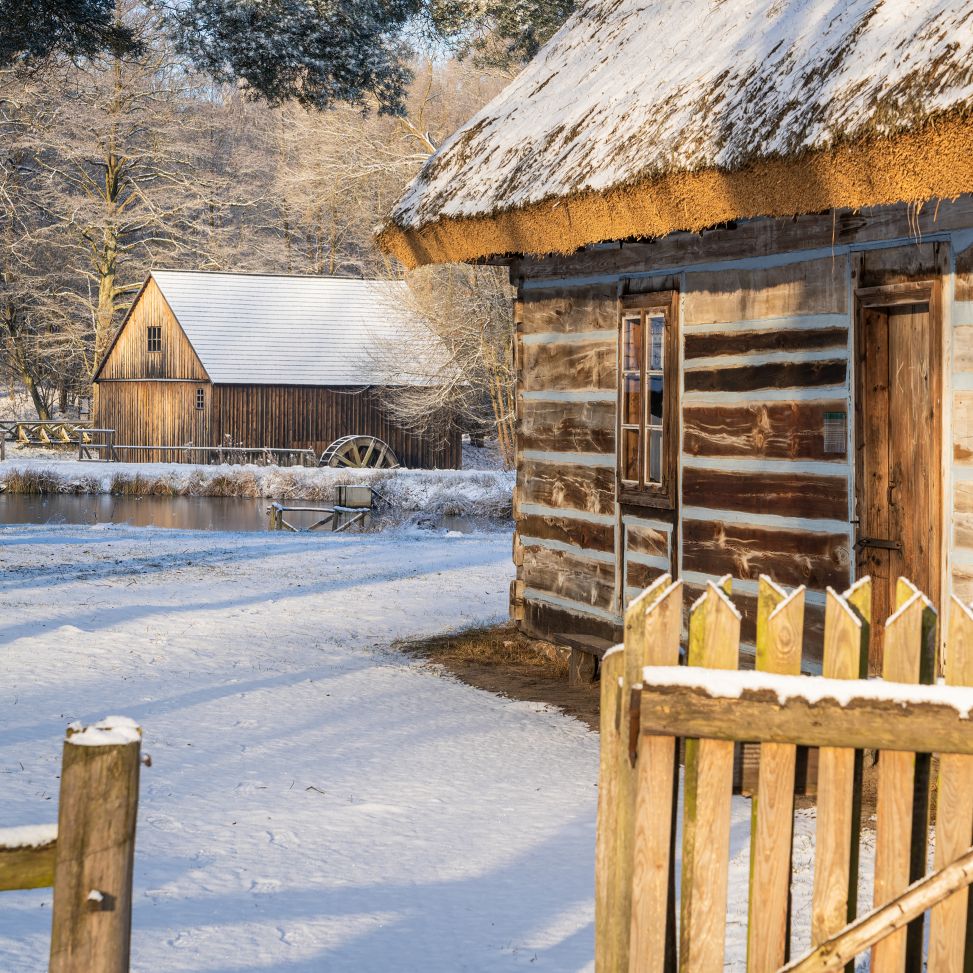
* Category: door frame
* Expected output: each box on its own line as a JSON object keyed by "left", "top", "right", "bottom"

{"left": 852, "top": 268, "right": 945, "bottom": 622}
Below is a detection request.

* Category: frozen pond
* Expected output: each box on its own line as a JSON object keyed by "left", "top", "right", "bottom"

{"left": 0, "top": 492, "right": 485, "bottom": 533}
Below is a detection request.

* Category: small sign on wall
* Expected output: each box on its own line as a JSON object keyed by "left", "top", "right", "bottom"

{"left": 823, "top": 411, "right": 847, "bottom": 454}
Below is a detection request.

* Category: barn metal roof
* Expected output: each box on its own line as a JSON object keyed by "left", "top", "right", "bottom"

{"left": 149, "top": 271, "right": 433, "bottom": 386}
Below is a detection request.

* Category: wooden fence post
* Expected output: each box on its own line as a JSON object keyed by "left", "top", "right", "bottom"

{"left": 629, "top": 578, "right": 682, "bottom": 973}
{"left": 928, "top": 596, "right": 973, "bottom": 973}
{"left": 747, "top": 578, "right": 805, "bottom": 973}
{"left": 596, "top": 574, "right": 670, "bottom": 973}
{"left": 872, "top": 583, "right": 936, "bottom": 973}
{"left": 680, "top": 582, "right": 740, "bottom": 973}
{"left": 49, "top": 718, "right": 142, "bottom": 973}
{"left": 812, "top": 580, "right": 870, "bottom": 953}
{"left": 681, "top": 575, "right": 731, "bottom": 972}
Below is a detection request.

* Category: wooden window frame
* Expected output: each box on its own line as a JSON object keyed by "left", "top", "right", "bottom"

{"left": 617, "top": 290, "right": 679, "bottom": 510}
{"left": 147, "top": 325, "right": 162, "bottom": 354}
{"left": 195, "top": 388, "right": 205, "bottom": 411}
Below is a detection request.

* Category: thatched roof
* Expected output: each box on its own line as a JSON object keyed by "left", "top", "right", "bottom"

{"left": 380, "top": 0, "right": 973, "bottom": 268}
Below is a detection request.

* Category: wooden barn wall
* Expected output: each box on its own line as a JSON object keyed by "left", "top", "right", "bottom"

{"left": 509, "top": 199, "right": 973, "bottom": 665}
{"left": 212, "top": 385, "right": 461, "bottom": 469}
{"left": 97, "top": 279, "right": 207, "bottom": 381}
{"left": 95, "top": 381, "right": 210, "bottom": 460}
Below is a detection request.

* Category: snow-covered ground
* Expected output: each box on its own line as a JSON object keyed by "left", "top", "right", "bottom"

{"left": 0, "top": 523, "right": 599, "bottom": 972}
{"left": 0, "top": 520, "right": 874, "bottom": 971}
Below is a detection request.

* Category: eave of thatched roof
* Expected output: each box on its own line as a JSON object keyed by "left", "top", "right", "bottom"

{"left": 380, "top": 0, "right": 973, "bottom": 268}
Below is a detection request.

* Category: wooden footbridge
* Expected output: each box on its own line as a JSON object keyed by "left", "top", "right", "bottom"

{"left": 598, "top": 573, "right": 973, "bottom": 973}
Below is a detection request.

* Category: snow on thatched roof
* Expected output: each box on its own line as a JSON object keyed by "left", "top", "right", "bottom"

{"left": 380, "top": 0, "right": 973, "bottom": 267}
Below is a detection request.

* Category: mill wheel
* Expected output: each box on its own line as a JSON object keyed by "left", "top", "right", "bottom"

{"left": 319, "top": 435, "right": 399, "bottom": 469}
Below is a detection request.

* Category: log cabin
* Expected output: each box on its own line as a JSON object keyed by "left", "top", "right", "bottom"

{"left": 380, "top": 0, "right": 973, "bottom": 668}
{"left": 93, "top": 271, "right": 460, "bottom": 468}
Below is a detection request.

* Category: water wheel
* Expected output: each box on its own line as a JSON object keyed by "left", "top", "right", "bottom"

{"left": 319, "top": 435, "right": 399, "bottom": 469}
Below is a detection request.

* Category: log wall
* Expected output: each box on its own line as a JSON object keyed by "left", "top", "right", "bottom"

{"left": 510, "top": 198, "right": 973, "bottom": 665}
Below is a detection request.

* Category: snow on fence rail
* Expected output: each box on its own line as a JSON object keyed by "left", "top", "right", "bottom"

{"left": 597, "top": 573, "right": 973, "bottom": 973}
{"left": 0, "top": 717, "right": 145, "bottom": 973}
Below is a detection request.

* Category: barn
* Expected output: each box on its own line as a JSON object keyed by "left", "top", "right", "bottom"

{"left": 380, "top": 0, "right": 973, "bottom": 668}
{"left": 93, "top": 271, "right": 460, "bottom": 469}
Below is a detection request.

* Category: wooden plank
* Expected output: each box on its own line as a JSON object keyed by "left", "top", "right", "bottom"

{"left": 50, "top": 721, "right": 142, "bottom": 973}
{"left": 519, "top": 460, "right": 616, "bottom": 517}
{"left": 747, "top": 578, "right": 802, "bottom": 973}
{"left": 629, "top": 580, "right": 683, "bottom": 973}
{"left": 519, "top": 512, "right": 615, "bottom": 553}
{"left": 928, "top": 597, "right": 973, "bottom": 973}
{"left": 638, "top": 671, "right": 973, "bottom": 756}
{"left": 522, "top": 546, "right": 616, "bottom": 613}
{"left": 682, "top": 519, "right": 850, "bottom": 590}
{"left": 786, "top": 844, "right": 973, "bottom": 973}
{"left": 683, "top": 401, "right": 848, "bottom": 461}
{"left": 520, "top": 285, "right": 618, "bottom": 334}
{"left": 512, "top": 201, "right": 973, "bottom": 286}
{"left": 522, "top": 336, "right": 615, "bottom": 392}
{"left": 681, "top": 576, "right": 732, "bottom": 972}
{"left": 956, "top": 244, "right": 973, "bottom": 303}
{"left": 680, "top": 583, "right": 740, "bottom": 973}
{"left": 626, "top": 523, "right": 669, "bottom": 559}
{"left": 522, "top": 598, "right": 622, "bottom": 647}
{"left": 519, "top": 398, "right": 615, "bottom": 454}
{"left": 857, "top": 242, "right": 940, "bottom": 289}
{"left": 684, "top": 359, "right": 846, "bottom": 393}
{"left": 612, "top": 576, "right": 673, "bottom": 973}
{"left": 684, "top": 327, "right": 847, "bottom": 360}
{"left": 682, "top": 467, "right": 848, "bottom": 521}
{"left": 0, "top": 836, "right": 56, "bottom": 891}
{"left": 871, "top": 589, "right": 935, "bottom": 973}
{"left": 627, "top": 561, "right": 667, "bottom": 592}
{"left": 596, "top": 646, "right": 627, "bottom": 972}
{"left": 811, "top": 582, "right": 870, "bottom": 950}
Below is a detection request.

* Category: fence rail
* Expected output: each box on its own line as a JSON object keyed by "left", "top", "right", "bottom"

{"left": 0, "top": 717, "right": 145, "bottom": 973}
{"left": 79, "top": 443, "right": 318, "bottom": 467}
{"left": 597, "top": 573, "right": 973, "bottom": 973}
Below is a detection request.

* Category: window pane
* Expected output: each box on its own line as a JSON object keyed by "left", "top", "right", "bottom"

{"left": 647, "top": 428, "right": 662, "bottom": 483}
{"left": 648, "top": 313, "right": 665, "bottom": 370}
{"left": 623, "top": 316, "right": 642, "bottom": 371}
{"left": 622, "top": 428, "right": 640, "bottom": 482}
{"left": 623, "top": 374, "right": 641, "bottom": 425}
{"left": 649, "top": 374, "right": 664, "bottom": 424}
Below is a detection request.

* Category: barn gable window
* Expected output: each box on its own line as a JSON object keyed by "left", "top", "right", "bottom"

{"left": 618, "top": 290, "right": 678, "bottom": 508}
{"left": 195, "top": 388, "right": 205, "bottom": 410}
{"left": 147, "top": 325, "right": 162, "bottom": 353}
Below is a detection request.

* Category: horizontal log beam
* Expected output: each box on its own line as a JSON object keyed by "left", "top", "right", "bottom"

{"left": 0, "top": 837, "right": 57, "bottom": 891}
{"left": 781, "top": 843, "right": 973, "bottom": 973}
{"left": 638, "top": 668, "right": 973, "bottom": 754}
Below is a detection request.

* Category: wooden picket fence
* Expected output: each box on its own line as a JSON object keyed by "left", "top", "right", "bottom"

{"left": 0, "top": 718, "right": 145, "bottom": 973}
{"left": 597, "top": 573, "right": 973, "bottom": 973}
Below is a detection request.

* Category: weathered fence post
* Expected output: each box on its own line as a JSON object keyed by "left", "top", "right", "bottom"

{"left": 747, "top": 578, "right": 805, "bottom": 973}
{"left": 679, "top": 583, "right": 740, "bottom": 973}
{"left": 49, "top": 718, "right": 142, "bottom": 973}
{"left": 928, "top": 597, "right": 973, "bottom": 973}
{"left": 872, "top": 581, "right": 936, "bottom": 973}
{"left": 812, "top": 579, "right": 871, "bottom": 954}
{"left": 629, "top": 577, "right": 682, "bottom": 973}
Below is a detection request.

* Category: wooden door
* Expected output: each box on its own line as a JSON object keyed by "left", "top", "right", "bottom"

{"left": 855, "top": 289, "right": 941, "bottom": 671}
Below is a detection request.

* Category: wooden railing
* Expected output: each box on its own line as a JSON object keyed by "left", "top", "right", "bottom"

{"left": 83, "top": 444, "right": 318, "bottom": 467}
{"left": 0, "top": 718, "right": 145, "bottom": 972}
{"left": 597, "top": 574, "right": 973, "bottom": 973}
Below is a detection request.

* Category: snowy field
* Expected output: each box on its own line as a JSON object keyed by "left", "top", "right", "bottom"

{"left": 0, "top": 523, "right": 598, "bottom": 972}
{"left": 0, "top": 520, "right": 875, "bottom": 971}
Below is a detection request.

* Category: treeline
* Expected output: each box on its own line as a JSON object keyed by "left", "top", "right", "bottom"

{"left": 0, "top": 0, "right": 511, "bottom": 422}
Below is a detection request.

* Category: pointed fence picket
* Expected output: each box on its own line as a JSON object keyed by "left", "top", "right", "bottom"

{"left": 596, "top": 575, "right": 973, "bottom": 973}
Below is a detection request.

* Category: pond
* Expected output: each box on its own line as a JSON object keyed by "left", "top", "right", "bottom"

{"left": 0, "top": 493, "right": 484, "bottom": 533}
